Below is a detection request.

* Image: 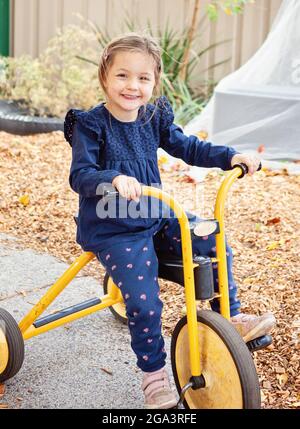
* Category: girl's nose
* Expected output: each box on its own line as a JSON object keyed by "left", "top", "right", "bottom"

{"left": 126, "top": 78, "right": 139, "bottom": 90}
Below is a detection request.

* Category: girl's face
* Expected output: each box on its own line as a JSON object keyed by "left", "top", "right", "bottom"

{"left": 104, "top": 51, "right": 156, "bottom": 121}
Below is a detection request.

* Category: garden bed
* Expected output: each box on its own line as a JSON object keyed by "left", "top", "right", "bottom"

{"left": 0, "top": 130, "right": 299, "bottom": 409}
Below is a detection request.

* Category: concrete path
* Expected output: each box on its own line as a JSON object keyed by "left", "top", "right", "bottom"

{"left": 0, "top": 233, "right": 174, "bottom": 409}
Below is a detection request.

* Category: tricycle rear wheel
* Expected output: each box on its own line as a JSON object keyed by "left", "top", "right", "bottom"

{"left": 171, "top": 310, "right": 261, "bottom": 409}
{"left": 0, "top": 308, "right": 24, "bottom": 383}
{"left": 103, "top": 273, "right": 127, "bottom": 324}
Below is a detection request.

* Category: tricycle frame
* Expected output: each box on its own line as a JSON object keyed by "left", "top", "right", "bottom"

{"left": 16, "top": 166, "right": 243, "bottom": 379}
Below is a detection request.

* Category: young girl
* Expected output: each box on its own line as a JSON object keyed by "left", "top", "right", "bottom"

{"left": 64, "top": 33, "right": 276, "bottom": 409}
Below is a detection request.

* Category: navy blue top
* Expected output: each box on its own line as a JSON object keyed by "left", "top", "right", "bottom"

{"left": 64, "top": 96, "right": 238, "bottom": 253}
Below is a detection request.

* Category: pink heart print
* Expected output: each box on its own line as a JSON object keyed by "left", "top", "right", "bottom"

{"left": 149, "top": 311, "right": 155, "bottom": 316}
{"left": 147, "top": 339, "right": 153, "bottom": 344}
{"left": 118, "top": 282, "right": 123, "bottom": 287}
{"left": 111, "top": 265, "right": 117, "bottom": 271}
{"left": 125, "top": 293, "right": 130, "bottom": 300}
{"left": 127, "top": 264, "right": 133, "bottom": 269}
{"left": 142, "top": 355, "right": 149, "bottom": 361}
{"left": 126, "top": 248, "right": 131, "bottom": 252}
{"left": 143, "top": 328, "right": 149, "bottom": 333}
{"left": 146, "top": 261, "right": 151, "bottom": 266}
{"left": 140, "top": 293, "right": 147, "bottom": 300}
{"left": 105, "top": 254, "right": 110, "bottom": 261}
{"left": 143, "top": 247, "right": 148, "bottom": 251}
{"left": 138, "top": 276, "right": 144, "bottom": 280}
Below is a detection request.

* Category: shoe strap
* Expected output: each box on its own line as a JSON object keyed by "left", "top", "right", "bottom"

{"left": 144, "top": 379, "right": 169, "bottom": 398}
{"left": 142, "top": 372, "right": 169, "bottom": 397}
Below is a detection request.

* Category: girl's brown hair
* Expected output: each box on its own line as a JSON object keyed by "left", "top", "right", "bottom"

{"left": 98, "top": 32, "right": 163, "bottom": 97}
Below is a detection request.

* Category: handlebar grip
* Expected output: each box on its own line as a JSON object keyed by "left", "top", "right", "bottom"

{"left": 232, "top": 162, "right": 262, "bottom": 179}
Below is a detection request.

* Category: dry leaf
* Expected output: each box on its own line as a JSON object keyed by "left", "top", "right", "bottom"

{"left": 266, "top": 239, "right": 285, "bottom": 251}
{"left": 257, "top": 144, "right": 265, "bottom": 153}
{"left": 100, "top": 367, "right": 113, "bottom": 375}
{"left": 275, "top": 366, "right": 286, "bottom": 374}
{"left": 197, "top": 130, "right": 208, "bottom": 141}
{"left": 18, "top": 194, "right": 30, "bottom": 207}
{"left": 180, "top": 175, "right": 197, "bottom": 184}
{"left": 158, "top": 156, "right": 168, "bottom": 166}
{"left": 277, "top": 373, "right": 288, "bottom": 387}
{"left": 262, "top": 381, "right": 272, "bottom": 389}
{"left": 266, "top": 217, "right": 281, "bottom": 226}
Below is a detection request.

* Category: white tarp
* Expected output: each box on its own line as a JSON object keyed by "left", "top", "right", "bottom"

{"left": 184, "top": 0, "right": 300, "bottom": 164}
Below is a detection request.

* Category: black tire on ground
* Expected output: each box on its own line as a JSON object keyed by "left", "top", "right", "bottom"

{"left": 0, "top": 308, "right": 25, "bottom": 383}
{"left": 0, "top": 100, "right": 64, "bottom": 135}
{"left": 103, "top": 273, "right": 127, "bottom": 324}
{"left": 171, "top": 309, "right": 261, "bottom": 409}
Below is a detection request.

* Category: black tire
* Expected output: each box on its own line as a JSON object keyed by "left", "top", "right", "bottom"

{"left": 171, "top": 310, "right": 261, "bottom": 409}
{"left": 103, "top": 273, "right": 127, "bottom": 324}
{"left": 0, "top": 100, "right": 64, "bottom": 135}
{"left": 0, "top": 308, "right": 25, "bottom": 383}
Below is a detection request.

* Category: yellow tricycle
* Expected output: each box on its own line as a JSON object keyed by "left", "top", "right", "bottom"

{"left": 0, "top": 163, "right": 271, "bottom": 408}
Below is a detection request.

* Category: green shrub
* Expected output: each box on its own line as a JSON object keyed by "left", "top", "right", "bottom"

{"left": 0, "top": 25, "right": 102, "bottom": 118}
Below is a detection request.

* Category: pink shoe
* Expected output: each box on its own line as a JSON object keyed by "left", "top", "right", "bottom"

{"left": 142, "top": 367, "right": 177, "bottom": 409}
{"left": 231, "top": 312, "right": 276, "bottom": 342}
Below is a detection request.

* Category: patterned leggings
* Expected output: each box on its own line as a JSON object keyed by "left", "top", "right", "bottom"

{"left": 96, "top": 215, "right": 240, "bottom": 372}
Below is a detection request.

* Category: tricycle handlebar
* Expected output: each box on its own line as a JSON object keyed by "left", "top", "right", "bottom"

{"left": 103, "top": 162, "right": 262, "bottom": 198}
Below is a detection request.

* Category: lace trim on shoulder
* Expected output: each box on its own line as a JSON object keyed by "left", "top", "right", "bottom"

{"left": 154, "top": 96, "right": 174, "bottom": 130}
{"left": 64, "top": 106, "right": 103, "bottom": 146}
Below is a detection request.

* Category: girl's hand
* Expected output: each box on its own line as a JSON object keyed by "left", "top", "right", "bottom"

{"left": 231, "top": 153, "right": 261, "bottom": 176}
{"left": 112, "top": 175, "right": 142, "bottom": 202}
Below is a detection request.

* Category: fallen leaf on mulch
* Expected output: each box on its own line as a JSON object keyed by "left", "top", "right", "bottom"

{"left": 266, "top": 217, "right": 281, "bottom": 226}
{"left": 18, "top": 194, "right": 30, "bottom": 207}
{"left": 266, "top": 239, "right": 285, "bottom": 250}
{"left": 197, "top": 131, "right": 208, "bottom": 141}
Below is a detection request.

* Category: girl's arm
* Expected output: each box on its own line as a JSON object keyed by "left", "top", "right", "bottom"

{"left": 160, "top": 123, "right": 238, "bottom": 171}
{"left": 69, "top": 123, "right": 121, "bottom": 198}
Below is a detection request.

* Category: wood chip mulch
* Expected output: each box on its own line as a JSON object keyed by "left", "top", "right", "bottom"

{"left": 0, "top": 130, "right": 299, "bottom": 409}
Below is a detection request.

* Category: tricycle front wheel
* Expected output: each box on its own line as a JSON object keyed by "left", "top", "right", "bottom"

{"left": 171, "top": 310, "right": 261, "bottom": 409}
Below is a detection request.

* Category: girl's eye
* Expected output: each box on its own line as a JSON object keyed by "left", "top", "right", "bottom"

{"left": 117, "top": 74, "right": 126, "bottom": 78}
{"left": 140, "top": 77, "right": 150, "bottom": 81}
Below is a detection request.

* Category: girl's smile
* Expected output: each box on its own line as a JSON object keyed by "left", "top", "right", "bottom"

{"left": 104, "top": 51, "right": 156, "bottom": 122}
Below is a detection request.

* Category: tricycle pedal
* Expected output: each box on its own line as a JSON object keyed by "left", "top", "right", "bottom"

{"left": 246, "top": 334, "right": 273, "bottom": 352}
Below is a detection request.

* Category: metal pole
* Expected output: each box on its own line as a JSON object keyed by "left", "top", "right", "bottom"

{"left": 0, "top": 0, "right": 10, "bottom": 56}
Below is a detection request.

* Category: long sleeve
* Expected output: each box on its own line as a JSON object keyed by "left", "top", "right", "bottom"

{"left": 160, "top": 123, "right": 238, "bottom": 171}
{"left": 69, "top": 123, "right": 121, "bottom": 197}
